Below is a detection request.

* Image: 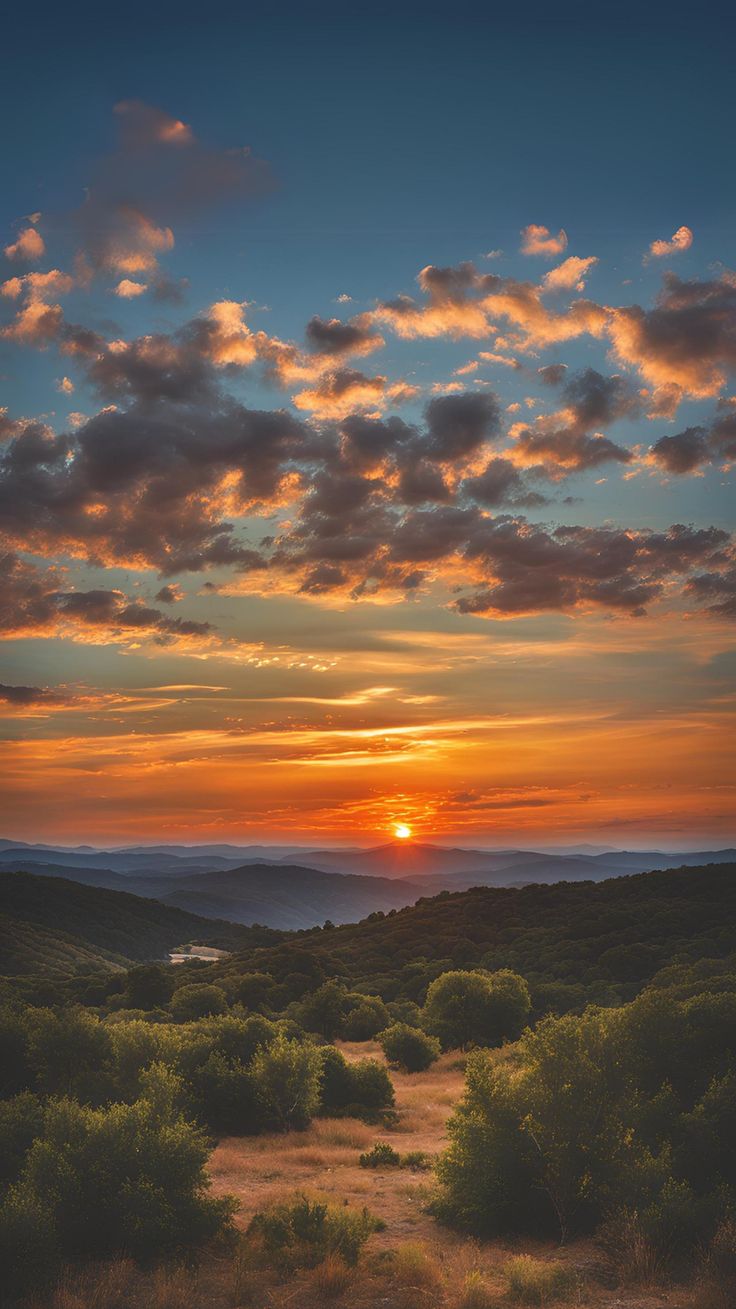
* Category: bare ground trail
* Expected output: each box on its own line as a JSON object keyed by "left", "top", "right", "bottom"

{"left": 208, "top": 1041, "right": 699, "bottom": 1308}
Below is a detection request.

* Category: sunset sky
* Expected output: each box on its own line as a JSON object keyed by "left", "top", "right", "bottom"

{"left": 1, "top": 4, "right": 734, "bottom": 847}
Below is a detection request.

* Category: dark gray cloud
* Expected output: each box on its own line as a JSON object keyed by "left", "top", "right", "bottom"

{"left": 304, "top": 315, "right": 381, "bottom": 357}
{"left": 0, "top": 553, "right": 213, "bottom": 641}
{"left": 649, "top": 427, "right": 711, "bottom": 474}
{"left": 424, "top": 392, "right": 502, "bottom": 460}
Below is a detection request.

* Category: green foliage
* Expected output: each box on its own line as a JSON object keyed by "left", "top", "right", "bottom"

{"left": 169, "top": 982, "right": 229, "bottom": 1021}
{"left": 359, "top": 1141, "right": 401, "bottom": 1168}
{"left": 0, "top": 1093, "right": 44, "bottom": 1190}
{"left": 125, "top": 964, "right": 173, "bottom": 1009}
{"left": 250, "top": 1034, "right": 322, "bottom": 1130}
{"left": 319, "top": 1045, "right": 394, "bottom": 1119}
{"left": 423, "top": 968, "right": 530, "bottom": 1050}
{"left": 217, "top": 865, "right": 735, "bottom": 1020}
{"left": 0, "top": 1089, "right": 234, "bottom": 1300}
{"left": 378, "top": 1022, "right": 440, "bottom": 1071}
{"left": 247, "top": 1192, "right": 382, "bottom": 1270}
{"left": 436, "top": 977, "right": 736, "bottom": 1249}
{"left": 342, "top": 994, "right": 390, "bottom": 1040}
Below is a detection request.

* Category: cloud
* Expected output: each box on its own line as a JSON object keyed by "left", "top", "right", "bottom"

{"left": 1, "top": 270, "right": 74, "bottom": 302}
{"left": 648, "top": 427, "right": 711, "bottom": 474}
{"left": 155, "top": 583, "right": 185, "bottom": 603}
{"left": 0, "top": 552, "right": 214, "bottom": 645}
{"left": 456, "top": 520, "right": 730, "bottom": 618}
{"left": 304, "top": 314, "right": 383, "bottom": 358}
{"left": 4, "top": 226, "right": 45, "bottom": 262}
{"left": 647, "top": 225, "right": 693, "bottom": 259}
{"left": 512, "top": 426, "right": 633, "bottom": 475}
{"left": 292, "top": 369, "right": 417, "bottom": 418}
{"left": 0, "top": 683, "right": 61, "bottom": 706}
{"left": 542, "top": 255, "right": 598, "bottom": 293}
{"left": 114, "top": 278, "right": 148, "bottom": 298}
{"left": 73, "top": 101, "right": 273, "bottom": 279}
{"left": 462, "top": 457, "right": 547, "bottom": 508}
{"left": 608, "top": 274, "right": 736, "bottom": 397}
{"left": 520, "top": 224, "right": 568, "bottom": 257}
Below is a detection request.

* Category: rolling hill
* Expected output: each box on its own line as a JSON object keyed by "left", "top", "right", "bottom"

{"left": 0, "top": 872, "right": 282, "bottom": 976}
{"left": 207, "top": 862, "right": 736, "bottom": 1011}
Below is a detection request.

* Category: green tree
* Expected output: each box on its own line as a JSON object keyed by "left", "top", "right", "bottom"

{"left": 169, "top": 983, "right": 228, "bottom": 1022}
{"left": 251, "top": 1034, "right": 322, "bottom": 1130}
{"left": 378, "top": 1023, "right": 440, "bottom": 1072}
{"left": 423, "top": 969, "right": 530, "bottom": 1050}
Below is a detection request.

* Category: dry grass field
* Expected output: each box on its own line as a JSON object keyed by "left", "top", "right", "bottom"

{"left": 35, "top": 1042, "right": 714, "bottom": 1309}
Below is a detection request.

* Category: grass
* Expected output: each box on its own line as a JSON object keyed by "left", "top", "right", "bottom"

{"left": 504, "top": 1255, "right": 578, "bottom": 1305}
{"left": 35, "top": 1040, "right": 703, "bottom": 1309}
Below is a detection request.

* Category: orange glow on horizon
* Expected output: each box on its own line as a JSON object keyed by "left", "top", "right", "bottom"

{"left": 393, "top": 822, "right": 412, "bottom": 840}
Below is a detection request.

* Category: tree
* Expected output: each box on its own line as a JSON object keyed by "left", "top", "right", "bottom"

{"left": 294, "top": 980, "right": 351, "bottom": 1040}
{"left": 169, "top": 983, "right": 228, "bottom": 1022}
{"left": 378, "top": 1023, "right": 440, "bottom": 1072}
{"left": 423, "top": 969, "right": 530, "bottom": 1050}
{"left": 342, "top": 995, "right": 390, "bottom": 1041}
{"left": 124, "top": 964, "right": 172, "bottom": 1010}
{"left": 0, "top": 1082, "right": 235, "bottom": 1300}
{"left": 250, "top": 1035, "right": 322, "bottom": 1130}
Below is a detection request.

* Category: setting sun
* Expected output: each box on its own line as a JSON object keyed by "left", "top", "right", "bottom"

{"left": 393, "top": 823, "right": 413, "bottom": 840}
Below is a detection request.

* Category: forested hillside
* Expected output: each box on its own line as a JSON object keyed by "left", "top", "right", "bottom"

{"left": 211, "top": 863, "right": 736, "bottom": 1013}
{"left": 0, "top": 873, "right": 282, "bottom": 977}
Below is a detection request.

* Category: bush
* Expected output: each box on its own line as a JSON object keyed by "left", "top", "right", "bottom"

{"left": 246, "top": 1193, "right": 382, "bottom": 1270}
{"left": 169, "top": 983, "right": 228, "bottom": 1022}
{"left": 378, "top": 1023, "right": 440, "bottom": 1072}
{"left": 251, "top": 1034, "right": 322, "bottom": 1130}
{"left": 359, "top": 1141, "right": 401, "bottom": 1168}
{"left": 423, "top": 969, "right": 530, "bottom": 1051}
{"left": 402, "top": 1150, "right": 432, "bottom": 1171}
{"left": 0, "top": 1082, "right": 235, "bottom": 1300}
{"left": 504, "top": 1255, "right": 577, "bottom": 1305}
{"left": 703, "top": 1219, "right": 736, "bottom": 1305}
{"left": 0, "top": 1091, "right": 45, "bottom": 1189}
{"left": 342, "top": 995, "right": 390, "bottom": 1041}
{"left": 309, "top": 1252, "right": 354, "bottom": 1298}
{"left": 319, "top": 1046, "right": 394, "bottom": 1119}
{"left": 436, "top": 981, "right": 736, "bottom": 1249}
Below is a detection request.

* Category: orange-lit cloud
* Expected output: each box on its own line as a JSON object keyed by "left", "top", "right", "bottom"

{"left": 4, "top": 226, "right": 45, "bottom": 262}
{"left": 520, "top": 224, "right": 568, "bottom": 257}
{"left": 647, "top": 225, "right": 693, "bottom": 259}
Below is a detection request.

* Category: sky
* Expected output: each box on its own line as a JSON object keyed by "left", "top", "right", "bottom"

{"left": 1, "top": 2, "right": 734, "bottom": 848}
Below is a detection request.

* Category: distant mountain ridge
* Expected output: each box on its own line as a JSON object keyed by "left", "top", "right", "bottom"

{"left": 0, "top": 840, "right": 733, "bottom": 932}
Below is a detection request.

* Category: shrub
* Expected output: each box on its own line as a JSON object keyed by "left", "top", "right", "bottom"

{"left": 342, "top": 995, "right": 390, "bottom": 1041}
{"left": 378, "top": 1023, "right": 440, "bottom": 1072}
{"left": 423, "top": 969, "right": 530, "bottom": 1052}
{"left": 0, "top": 1084, "right": 234, "bottom": 1300}
{"left": 250, "top": 1034, "right": 322, "bottom": 1130}
{"left": 596, "top": 1208, "right": 662, "bottom": 1286}
{"left": 359, "top": 1141, "right": 402, "bottom": 1168}
{"left": 702, "top": 1219, "right": 736, "bottom": 1306}
{"left": 504, "top": 1255, "right": 577, "bottom": 1305}
{"left": 309, "top": 1252, "right": 354, "bottom": 1298}
{"left": 246, "top": 1193, "right": 382, "bottom": 1270}
{"left": 319, "top": 1046, "right": 395, "bottom": 1119}
{"left": 169, "top": 983, "right": 228, "bottom": 1022}
{"left": 402, "top": 1150, "right": 432, "bottom": 1171}
{"left": 0, "top": 1091, "right": 45, "bottom": 1189}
